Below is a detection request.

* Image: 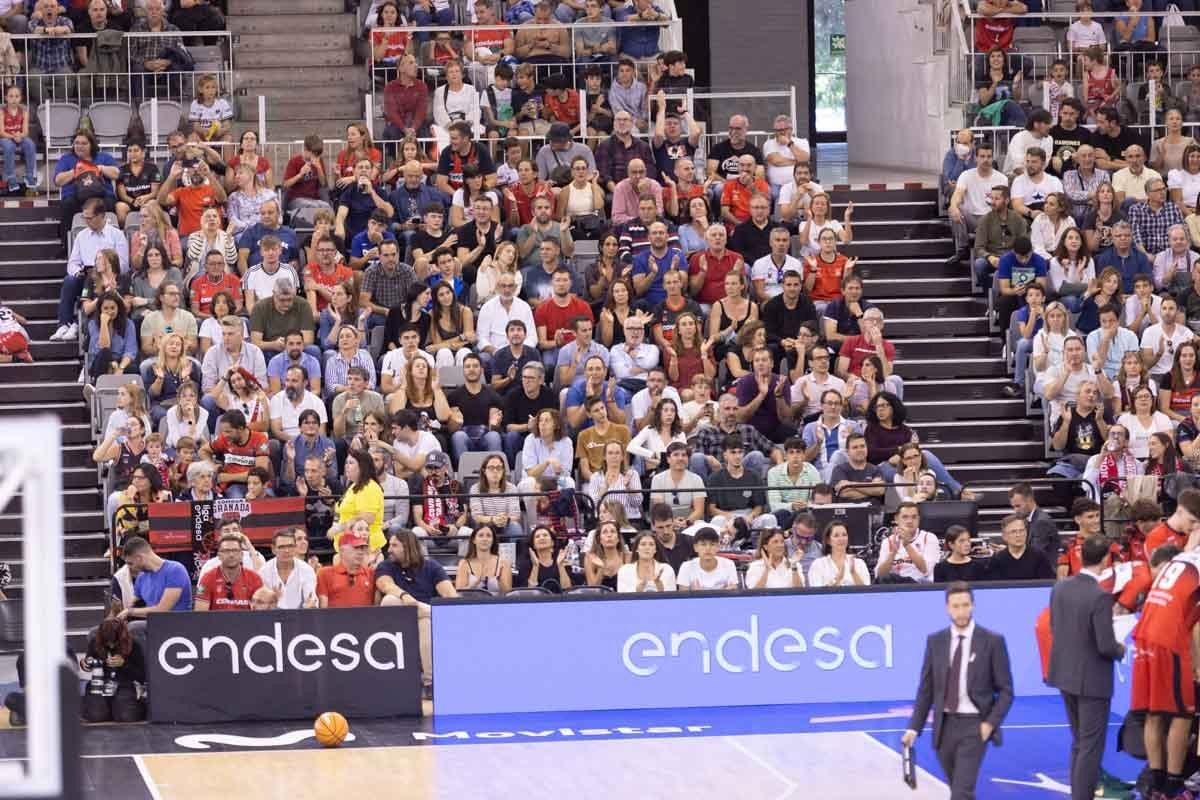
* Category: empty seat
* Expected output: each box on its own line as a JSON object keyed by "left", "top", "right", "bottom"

{"left": 457, "top": 450, "right": 504, "bottom": 485}
{"left": 36, "top": 102, "right": 82, "bottom": 148}
{"left": 87, "top": 101, "right": 133, "bottom": 146}
{"left": 438, "top": 364, "right": 464, "bottom": 388}
{"left": 137, "top": 100, "right": 183, "bottom": 146}
{"left": 1165, "top": 26, "right": 1200, "bottom": 77}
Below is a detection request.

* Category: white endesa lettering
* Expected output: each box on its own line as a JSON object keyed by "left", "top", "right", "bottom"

{"left": 621, "top": 615, "right": 893, "bottom": 676}
{"left": 411, "top": 725, "right": 711, "bottom": 741}
{"left": 156, "top": 624, "right": 409, "bottom": 675}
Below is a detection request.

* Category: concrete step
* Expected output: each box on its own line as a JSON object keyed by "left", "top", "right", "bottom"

{"left": 848, "top": 220, "right": 950, "bottom": 241}
{"left": 0, "top": 277, "right": 60, "bottom": 300}
{"left": 0, "top": 382, "right": 85, "bottom": 403}
{"left": 0, "top": 218, "right": 56, "bottom": 242}
{"left": 7, "top": 556, "right": 112, "bottom": 582}
{"left": 0, "top": 360, "right": 79, "bottom": 383}
{"left": 928, "top": 440, "right": 1045, "bottom": 464}
{"left": 0, "top": 532, "right": 107, "bottom": 560}
{"left": 830, "top": 201, "right": 939, "bottom": 222}
{"left": 234, "top": 65, "right": 366, "bottom": 89}
{"left": 895, "top": 356, "right": 1008, "bottom": 379}
{"left": 3, "top": 579, "right": 109, "bottom": 605}
{"left": 0, "top": 510, "right": 103, "bottom": 535}
{"left": 854, "top": 258, "right": 966, "bottom": 281}
{"left": 0, "top": 240, "right": 62, "bottom": 261}
{"left": 846, "top": 239, "right": 954, "bottom": 259}
{"left": 885, "top": 316, "right": 989, "bottom": 337}
{"left": 873, "top": 296, "right": 984, "bottom": 319}
{"left": 251, "top": 119, "right": 365, "bottom": 141}
{"left": 950, "top": 461, "right": 1053, "bottom": 484}
{"left": 904, "top": 377, "right": 1012, "bottom": 402}
{"left": 234, "top": 48, "right": 354, "bottom": 68}
{"left": 240, "top": 97, "right": 364, "bottom": 122}
{"left": 0, "top": 400, "right": 88, "bottom": 423}
{"left": 829, "top": 187, "right": 938, "bottom": 203}
{"left": 227, "top": 12, "right": 357, "bottom": 34}
{"left": 910, "top": 418, "right": 1039, "bottom": 444}
{"left": 905, "top": 397, "right": 1029, "bottom": 421}
{"left": 864, "top": 276, "right": 973, "bottom": 297}
{"left": 3, "top": 488, "right": 103, "bottom": 514}
{"left": 234, "top": 32, "right": 350, "bottom": 51}
{"left": 230, "top": 0, "right": 344, "bottom": 13}
{"left": 0, "top": 259, "right": 64, "bottom": 279}
{"left": 243, "top": 85, "right": 361, "bottom": 106}
{"left": 892, "top": 336, "right": 997, "bottom": 359}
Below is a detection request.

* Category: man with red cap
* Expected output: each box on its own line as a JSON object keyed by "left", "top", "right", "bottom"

{"left": 315, "top": 521, "right": 376, "bottom": 607}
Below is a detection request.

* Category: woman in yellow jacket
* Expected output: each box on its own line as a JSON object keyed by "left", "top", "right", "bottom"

{"left": 334, "top": 449, "right": 387, "bottom": 553}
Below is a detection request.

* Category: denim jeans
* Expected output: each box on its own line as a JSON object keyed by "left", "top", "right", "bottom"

{"left": 689, "top": 449, "right": 767, "bottom": 480}
{"left": 1014, "top": 337, "right": 1032, "bottom": 387}
{"left": 451, "top": 429, "right": 503, "bottom": 468}
{"left": 503, "top": 430, "right": 525, "bottom": 469}
{"left": 0, "top": 138, "right": 37, "bottom": 184}
{"left": 58, "top": 273, "right": 87, "bottom": 325}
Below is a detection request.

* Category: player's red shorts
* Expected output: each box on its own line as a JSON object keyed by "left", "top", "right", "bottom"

{"left": 0, "top": 330, "right": 28, "bottom": 355}
{"left": 1131, "top": 641, "right": 1196, "bottom": 716}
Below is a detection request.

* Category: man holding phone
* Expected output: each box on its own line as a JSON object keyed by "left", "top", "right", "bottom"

{"left": 993, "top": 235, "right": 1048, "bottom": 332}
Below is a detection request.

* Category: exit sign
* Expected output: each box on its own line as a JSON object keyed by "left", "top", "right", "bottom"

{"left": 830, "top": 33, "right": 846, "bottom": 54}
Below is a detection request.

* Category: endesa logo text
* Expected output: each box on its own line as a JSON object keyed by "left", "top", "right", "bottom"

{"left": 621, "top": 614, "right": 893, "bottom": 676}
{"left": 157, "top": 622, "right": 408, "bottom": 676}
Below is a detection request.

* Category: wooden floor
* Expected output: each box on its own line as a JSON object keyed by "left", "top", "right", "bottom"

{"left": 137, "top": 732, "right": 951, "bottom": 799}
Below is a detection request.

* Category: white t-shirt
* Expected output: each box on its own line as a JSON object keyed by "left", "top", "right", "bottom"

{"left": 1116, "top": 411, "right": 1175, "bottom": 459}
{"left": 874, "top": 529, "right": 940, "bottom": 582}
{"left": 807, "top": 554, "right": 871, "bottom": 587}
{"left": 676, "top": 556, "right": 738, "bottom": 590}
{"left": 1123, "top": 293, "right": 1163, "bottom": 331}
{"left": 778, "top": 180, "right": 824, "bottom": 213}
{"left": 1010, "top": 172, "right": 1064, "bottom": 209}
{"left": 629, "top": 386, "right": 682, "bottom": 424}
{"left": 380, "top": 347, "right": 435, "bottom": 378}
{"left": 751, "top": 254, "right": 805, "bottom": 298}
{"left": 242, "top": 263, "right": 301, "bottom": 304}
{"left": 761, "top": 137, "right": 810, "bottom": 187}
{"left": 393, "top": 430, "right": 443, "bottom": 463}
{"left": 956, "top": 168, "right": 1010, "bottom": 217}
{"left": 801, "top": 218, "right": 843, "bottom": 257}
{"left": 1004, "top": 130, "right": 1056, "bottom": 175}
{"left": 616, "top": 562, "right": 677, "bottom": 593}
{"left": 451, "top": 188, "right": 500, "bottom": 212}
{"left": 1168, "top": 167, "right": 1200, "bottom": 210}
{"left": 200, "top": 315, "right": 248, "bottom": 343}
{"left": 1142, "top": 322, "right": 1194, "bottom": 375}
{"left": 189, "top": 98, "right": 234, "bottom": 126}
{"left": 258, "top": 558, "right": 317, "bottom": 610}
{"left": 1067, "top": 19, "right": 1106, "bottom": 49}
{"left": 789, "top": 372, "right": 846, "bottom": 417}
{"left": 268, "top": 390, "right": 328, "bottom": 439}
{"left": 745, "top": 558, "right": 804, "bottom": 588}
{"left": 199, "top": 553, "right": 260, "bottom": 578}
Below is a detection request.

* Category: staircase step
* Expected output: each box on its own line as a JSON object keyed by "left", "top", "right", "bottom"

{"left": 0, "top": 510, "right": 104, "bottom": 535}
{"left": 3, "top": 579, "right": 109, "bottom": 605}
{"left": 854, "top": 258, "right": 966, "bottom": 280}
{"left": 27, "top": 341, "right": 83, "bottom": 359}
{"left": 2, "top": 240, "right": 62, "bottom": 261}
{"left": 895, "top": 356, "right": 1008, "bottom": 378}
{"left": 905, "top": 397, "right": 1029, "bottom": 421}
{"left": 0, "top": 204, "right": 61, "bottom": 221}
{"left": 4, "top": 298, "right": 58, "bottom": 318}
{"left": 864, "top": 276, "right": 973, "bottom": 297}
{"left": 874, "top": 296, "right": 983, "bottom": 319}
{"left": 885, "top": 316, "right": 990, "bottom": 336}
{"left": 0, "top": 360, "right": 79, "bottom": 382}
{"left": 3, "top": 488, "right": 102, "bottom": 514}
{"left": 243, "top": 85, "right": 362, "bottom": 106}
{"left": 0, "top": 402, "right": 89, "bottom": 425}
{"left": 930, "top": 440, "right": 1046, "bottom": 463}
{"left": 261, "top": 119, "right": 366, "bottom": 141}
{"left": 892, "top": 336, "right": 996, "bottom": 359}
{"left": 0, "top": 259, "right": 63, "bottom": 279}
{"left": 0, "top": 533, "right": 107, "bottom": 560}
{"left": 8, "top": 556, "right": 113, "bottom": 582}
{"left": 0, "top": 277, "right": 62, "bottom": 300}
{"left": 235, "top": 48, "right": 354, "bottom": 68}
{"left": 227, "top": 12, "right": 358, "bottom": 34}
{"left": 830, "top": 201, "right": 938, "bottom": 221}
{"left": 911, "top": 418, "right": 1039, "bottom": 444}
{"left": 234, "top": 65, "right": 366, "bottom": 89}
{"left": 904, "top": 377, "right": 1012, "bottom": 401}
{"left": 951, "top": 461, "right": 1052, "bottom": 483}
{"left": 846, "top": 239, "right": 953, "bottom": 259}
{"left": 0, "top": 381, "right": 85, "bottom": 403}
{"left": 849, "top": 220, "right": 951, "bottom": 241}
{"left": 829, "top": 187, "right": 938, "bottom": 203}
{"left": 235, "top": 32, "right": 349, "bottom": 51}
{"left": 0, "top": 219, "right": 57, "bottom": 242}
{"left": 230, "top": 0, "right": 344, "bottom": 13}
{"left": 240, "top": 97, "right": 365, "bottom": 122}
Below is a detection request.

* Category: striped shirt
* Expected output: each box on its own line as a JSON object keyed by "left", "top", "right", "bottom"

{"left": 323, "top": 349, "right": 377, "bottom": 395}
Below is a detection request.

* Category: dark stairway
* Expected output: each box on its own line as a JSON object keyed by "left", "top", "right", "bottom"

{"left": 0, "top": 203, "right": 108, "bottom": 651}
{"left": 832, "top": 187, "right": 1049, "bottom": 534}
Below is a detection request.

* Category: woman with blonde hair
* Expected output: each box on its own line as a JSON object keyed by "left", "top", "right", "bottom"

{"left": 474, "top": 240, "right": 523, "bottom": 305}
{"left": 225, "top": 162, "right": 275, "bottom": 236}
{"left": 185, "top": 207, "right": 238, "bottom": 279}
{"left": 129, "top": 200, "right": 182, "bottom": 271}
{"left": 143, "top": 331, "right": 201, "bottom": 426}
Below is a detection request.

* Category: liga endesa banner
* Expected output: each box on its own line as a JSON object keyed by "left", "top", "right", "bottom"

{"left": 147, "top": 607, "right": 422, "bottom": 722}
{"left": 431, "top": 583, "right": 1055, "bottom": 716}
{"left": 148, "top": 497, "right": 305, "bottom": 572}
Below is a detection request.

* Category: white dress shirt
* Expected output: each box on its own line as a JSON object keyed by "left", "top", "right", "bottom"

{"left": 258, "top": 557, "right": 317, "bottom": 609}
{"left": 476, "top": 295, "right": 536, "bottom": 352}
{"left": 609, "top": 341, "right": 660, "bottom": 379}
{"left": 68, "top": 222, "right": 131, "bottom": 276}
{"left": 948, "top": 620, "right": 980, "bottom": 715}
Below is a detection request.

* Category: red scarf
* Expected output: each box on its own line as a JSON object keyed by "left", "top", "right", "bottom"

{"left": 1098, "top": 449, "right": 1137, "bottom": 494}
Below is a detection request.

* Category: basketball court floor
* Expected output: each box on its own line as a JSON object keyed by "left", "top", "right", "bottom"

{"left": 0, "top": 695, "right": 1142, "bottom": 799}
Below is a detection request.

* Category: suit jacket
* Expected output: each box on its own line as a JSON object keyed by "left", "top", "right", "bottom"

{"left": 1047, "top": 572, "right": 1125, "bottom": 698}
{"left": 1028, "top": 507, "right": 1061, "bottom": 562}
{"left": 906, "top": 624, "right": 1014, "bottom": 748}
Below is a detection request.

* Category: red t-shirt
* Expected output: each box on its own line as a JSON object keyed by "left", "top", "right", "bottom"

{"left": 1057, "top": 533, "right": 1123, "bottom": 577}
{"left": 170, "top": 185, "right": 220, "bottom": 236}
{"left": 1145, "top": 521, "right": 1189, "bottom": 560}
{"left": 544, "top": 90, "right": 580, "bottom": 126}
{"left": 337, "top": 147, "right": 383, "bottom": 179}
{"left": 975, "top": 18, "right": 1015, "bottom": 52}
{"left": 303, "top": 262, "right": 354, "bottom": 312}
{"left": 1136, "top": 551, "right": 1200, "bottom": 653}
{"left": 837, "top": 334, "right": 897, "bottom": 377}
{"left": 469, "top": 26, "right": 509, "bottom": 53}
{"left": 196, "top": 567, "right": 263, "bottom": 610}
{"left": 283, "top": 154, "right": 324, "bottom": 202}
{"left": 2, "top": 107, "right": 24, "bottom": 137}
{"left": 533, "top": 295, "right": 593, "bottom": 344}
{"left": 210, "top": 430, "right": 269, "bottom": 489}
{"left": 687, "top": 249, "right": 744, "bottom": 305}
{"left": 190, "top": 272, "right": 243, "bottom": 316}
{"left": 227, "top": 154, "right": 271, "bottom": 184}
{"left": 809, "top": 253, "right": 849, "bottom": 302}
{"left": 1099, "top": 560, "right": 1154, "bottom": 612}
{"left": 510, "top": 181, "right": 554, "bottom": 226}
{"left": 316, "top": 564, "right": 376, "bottom": 607}
{"left": 371, "top": 28, "right": 410, "bottom": 60}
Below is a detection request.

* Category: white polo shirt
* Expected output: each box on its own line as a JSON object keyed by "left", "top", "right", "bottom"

{"left": 258, "top": 558, "right": 317, "bottom": 609}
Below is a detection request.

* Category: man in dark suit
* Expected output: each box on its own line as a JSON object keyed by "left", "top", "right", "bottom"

{"left": 902, "top": 581, "right": 1014, "bottom": 799}
{"left": 1009, "top": 482, "right": 1060, "bottom": 564}
{"left": 1047, "top": 535, "right": 1126, "bottom": 800}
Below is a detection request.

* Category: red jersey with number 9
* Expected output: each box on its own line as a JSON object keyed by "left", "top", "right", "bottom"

{"left": 1136, "top": 551, "right": 1200, "bottom": 654}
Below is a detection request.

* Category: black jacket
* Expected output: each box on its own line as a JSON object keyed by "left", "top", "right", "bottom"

{"left": 907, "top": 624, "right": 1014, "bottom": 748}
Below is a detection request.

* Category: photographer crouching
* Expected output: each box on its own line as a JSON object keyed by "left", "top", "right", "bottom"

{"left": 81, "top": 617, "right": 147, "bottom": 723}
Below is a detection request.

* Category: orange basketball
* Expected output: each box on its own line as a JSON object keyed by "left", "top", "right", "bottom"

{"left": 314, "top": 711, "right": 349, "bottom": 747}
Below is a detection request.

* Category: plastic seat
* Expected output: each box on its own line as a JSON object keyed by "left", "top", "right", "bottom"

{"left": 87, "top": 101, "right": 133, "bottom": 146}
{"left": 438, "top": 364, "right": 464, "bottom": 389}
{"left": 563, "top": 585, "right": 614, "bottom": 595}
{"left": 1165, "top": 25, "right": 1200, "bottom": 77}
{"left": 505, "top": 587, "right": 553, "bottom": 598}
{"left": 36, "top": 102, "right": 82, "bottom": 148}
{"left": 457, "top": 450, "right": 505, "bottom": 485}
{"left": 137, "top": 100, "right": 183, "bottom": 146}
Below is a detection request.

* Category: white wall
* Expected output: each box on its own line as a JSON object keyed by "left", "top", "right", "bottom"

{"left": 846, "top": 0, "right": 954, "bottom": 174}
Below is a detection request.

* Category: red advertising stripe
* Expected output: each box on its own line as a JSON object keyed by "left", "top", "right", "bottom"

{"left": 148, "top": 501, "right": 193, "bottom": 552}
{"left": 238, "top": 496, "right": 306, "bottom": 546}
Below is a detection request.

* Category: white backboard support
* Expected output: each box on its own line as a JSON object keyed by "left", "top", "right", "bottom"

{"left": 0, "top": 416, "right": 66, "bottom": 798}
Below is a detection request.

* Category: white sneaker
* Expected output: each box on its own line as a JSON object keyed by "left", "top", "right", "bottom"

{"left": 77, "top": 365, "right": 87, "bottom": 383}
{"left": 49, "top": 324, "right": 70, "bottom": 341}
{"left": 63, "top": 323, "right": 78, "bottom": 340}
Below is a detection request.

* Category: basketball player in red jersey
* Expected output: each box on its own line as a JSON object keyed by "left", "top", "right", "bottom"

{"left": 1133, "top": 546, "right": 1200, "bottom": 799}
{"left": 1143, "top": 490, "right": 1200, "bottom": 559}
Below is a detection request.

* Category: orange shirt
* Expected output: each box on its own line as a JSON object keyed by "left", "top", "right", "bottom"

{"left": 303, "top": 262, "right": 354, "bottom": 312}
{"left": 316, "top": 563, "right": 376, "bottom": 607}
{"left": 721, "top": 177, "right": 770, "bottom": 223}
{"left": 170, "top": 184, "right": 220, "bottom": 236}
{"left": 809, "top": 253, "right": 849, "bottom": 302}
{"left": 1057, "top": 533, "right": 1122, "bottom": 577}
{"left": 1136, "top": 551, "right": 1200, "bottom": 653}
{"left": 1145, "top": 521, "right": 1188, "bottom": 559}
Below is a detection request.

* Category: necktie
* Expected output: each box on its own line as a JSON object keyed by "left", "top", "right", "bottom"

{"left": 944, "top": 634, "right": 964, "bottom": 712}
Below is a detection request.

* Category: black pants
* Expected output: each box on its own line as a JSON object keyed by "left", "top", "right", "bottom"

{"left": 995, "top": 293, "right": 1022, "bottom": 334}
{"left": 89, "top": 348, "right": 140, "bottom": 380}
{"left": 58, "top": 194, "right": 112, "bottom": 245}
{"left": 936, "top": 713, "right": 988, "bottom": 800}
{"left": 1061, "top": 691, "right": 1111, "bottom": 800}
{"left": 81, "top": 685, "right": 145, "bottom": 723}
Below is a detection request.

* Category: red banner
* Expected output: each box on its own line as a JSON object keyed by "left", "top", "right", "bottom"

{"left": 148, "top": 496, "right": 307, "bottom": 555}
